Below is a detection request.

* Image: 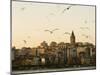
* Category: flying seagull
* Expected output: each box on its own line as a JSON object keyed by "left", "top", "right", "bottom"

{"left": 66, "top": 5, "right": 72, "bottom": 10}
{"left": 62, "top": 5, "right": 72, "bottom": 13}
{"left": 21, "top": 7, "right": 26, "bottom": 11}
{"left": 82, "top": 34, "right": 89, "bottom": 38}
{"left": 23, "top": 40, "right": 27, "bottom": 44}
{"left": 44, "top": 28, "right": 59, "bottom": 34}
{"left": 84, "top": 20, "right": 88, "bottom": 24}
{"left": 64, "top": 32, "right": 70, "bottom": 35}
{"left": 49, "top": 13, "right": 55, "bottom": 16}
{"left": 80, "top": 27, "right": 89, "bottom": 30}
{"left": 27, "top": 36, "right": 31, "bottom": 38}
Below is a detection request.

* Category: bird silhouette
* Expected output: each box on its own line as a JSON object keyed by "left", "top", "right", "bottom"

{"left": 82, "top": 34, "right": 89, "bottom": 38}
{"left": 49, "top": 13, "right": 55, "bottom": 16}
{"left": 23, "top": 40, "right": 27, "bottom": 44}
{"left": 67, "top": 5, "right": 72, "bottom": 10}
{"left": 62, "top": 5, "right": 72, "bottom": 13}
{"left": 80, "top": 27, "right": 89, "bottom": 30}
{"left": 64, "top": 32, "right": 70, "bottom": 35}
{"left": 44, "top": 28, "right": 59, "bottom": 34}
{"left": 21, "top": 7, "right": 26, "bottom": 11}
{"left": 84, "top": 20, "right": 88, "bottom": 24}
{"left": 27, "top": 36, "right": 31, "bottom": 38}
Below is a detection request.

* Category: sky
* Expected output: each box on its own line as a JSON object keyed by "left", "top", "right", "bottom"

{"left": 12, "top": 1, "right": 96, "bottom": 48}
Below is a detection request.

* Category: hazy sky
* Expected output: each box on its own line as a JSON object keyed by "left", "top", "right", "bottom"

{"left": 12, "top": 1, "right": 95, "bottom": 48}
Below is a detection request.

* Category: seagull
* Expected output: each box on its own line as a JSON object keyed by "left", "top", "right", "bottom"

{"left": 64, "top": 32, "right": 70, "bottom": 35}
{"left": 67, "top": 5, "right": 72, "bottom": 10}
{"left": 62, "top": 5, "right": 72, "bottom": 13}
{"left": 80, "top": 27, "right": 89, "bottom": 30}
{"left": 82, "top": 34, "right": 89, "bottom": 38}
{"left": 84, "top": 20, "right": 88, "bottom": 24}
{"left": 49, "top": 13, "right": 55, "bottom": 16}
{"left": 27, "top": 36, "right": 31, "bottom": 38}
{"left": 21, "top": 7, "right": 26, "bottom": 11}
{"left": 23, "top": 40, "right": 27, "bottom": 44}
{"left": 44, "top": 28, "right": 59, "bottom": 34}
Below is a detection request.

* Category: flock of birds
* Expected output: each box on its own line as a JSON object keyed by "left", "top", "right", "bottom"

{"left": 23, "top": 27, "right": 90, "bottom": 44}
{"left": 13, "top": 3, "right": 93, "bottom": 44}
{"left": 21, "top": 5, "right": 74, "bottom": 44}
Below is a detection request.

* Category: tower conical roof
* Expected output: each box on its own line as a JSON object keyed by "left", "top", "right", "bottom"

{"left": 71, "top": 30, "right": 75, "bottom": 37}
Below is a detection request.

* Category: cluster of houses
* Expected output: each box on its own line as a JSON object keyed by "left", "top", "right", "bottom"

{"left": 12, "top": 31, "right": 96, "bottom": 67}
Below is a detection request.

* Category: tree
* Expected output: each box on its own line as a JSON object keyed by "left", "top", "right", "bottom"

{"left": 50, "top": 41, "right": 57, "bottom": 47}
{"left": 41, "top": 41, "right": 48, "bottom": 48}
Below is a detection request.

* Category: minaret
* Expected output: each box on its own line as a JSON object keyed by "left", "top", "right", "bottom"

{"left": 70, "top": 31, "right": 75, "bottom": 44}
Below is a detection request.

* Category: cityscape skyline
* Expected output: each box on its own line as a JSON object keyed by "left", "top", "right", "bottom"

{"left": 12, "top": 30, "right": 96, "bottom": 50}
{"left": 12, "top": 1, "right": 96, "bottom": 48}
